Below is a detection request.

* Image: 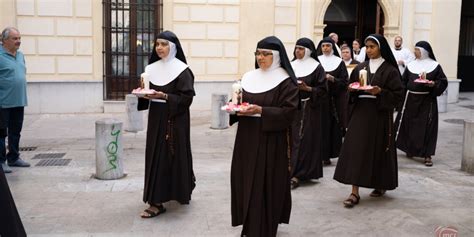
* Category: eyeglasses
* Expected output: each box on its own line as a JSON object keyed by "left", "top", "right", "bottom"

{"left": 254, "top": 51, "right": 273, "bottom": 57}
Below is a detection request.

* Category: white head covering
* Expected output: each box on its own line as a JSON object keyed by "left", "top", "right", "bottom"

{"left": 317, "top": 43, "right": 342, "bottom": 72}
{"left": 145, "top": 40, "right": 188, "bottom": 86}
{"left": 241, "top": 49, "right": 289, "bottom": 93}
{"left": 406, "top": 47, "right": 439, "bottom": 74}
{"left": 291, "top": 47, "right": 320, "bottom": 77}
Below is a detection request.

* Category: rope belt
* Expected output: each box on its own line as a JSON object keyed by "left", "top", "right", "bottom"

{"left": 151, "top": 99, "right": 166, "bottom": 103}
{"left": 408, "top": 90, "right": 429, "bottom": 95}
{"left": 358, "top": 95, "right": 377, "bottom": 99}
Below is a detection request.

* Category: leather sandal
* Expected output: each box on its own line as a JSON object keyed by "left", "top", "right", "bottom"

{"left": 370, "top": 189, "right": 386, "bottom": 197}
{"left": 424, "top": 157, "right": 433, "bottom": 167}
{"left": 291, "top": 178, "right": 299, "bottom": 190}
{"left": 343, "top": 193, "right": 360, "bottom": 208}
{"left": 140, "top": 204, "right": 166, "bottom": 218}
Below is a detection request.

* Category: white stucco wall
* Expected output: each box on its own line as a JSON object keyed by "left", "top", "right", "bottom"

{"left": 1, "top": 0, "right": 464, "bottom": 113}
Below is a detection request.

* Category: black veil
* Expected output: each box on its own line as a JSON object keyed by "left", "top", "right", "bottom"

{"left": 255, "top": 36, "right": 297, "bottom": 85}
{"left": 148, "top": 31, "right": 187, "bottom": 64}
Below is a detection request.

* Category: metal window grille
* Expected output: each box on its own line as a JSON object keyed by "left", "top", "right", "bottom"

{"left": 103, "top": 0, "right": 163, "bottom": 100}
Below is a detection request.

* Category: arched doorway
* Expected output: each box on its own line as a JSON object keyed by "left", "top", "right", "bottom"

{"left": 323, "top": 0, "right": 385, "bottom": 46}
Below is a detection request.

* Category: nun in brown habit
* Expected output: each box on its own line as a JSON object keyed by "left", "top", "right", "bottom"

{"left": 289, "top": 37, "right": 327, "bottom": 189}
{"left": 316, "top": 37, "right": 349, "bottom": 165}
{"left": 230, "top": 36, "right": 299, "bottom": 237}
{"left": 394, "top": 41, "right": 448, "bottom": 167}
{"left": 333, "top": 34, "right": 403, "bottom": 208}
{"left": 0, "top": 108, "right": 26, "bottom": 237}
{"left": 137, "top": 31, "right": 196, "bottom": 218}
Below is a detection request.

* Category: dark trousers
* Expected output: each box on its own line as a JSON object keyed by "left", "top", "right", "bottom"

{"left": 0, "top": 107, "right": 24, "bottom": 164}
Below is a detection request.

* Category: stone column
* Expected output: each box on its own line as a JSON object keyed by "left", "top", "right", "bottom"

{"left": 437, "top": 90, "right": 448, "bottom": 113}
{"left": 125, "top": 94, "right": 144, "bottom": 132}
{"left": 461, "top": 119, "right": 474, "bottom": 174}
{"left": 447, "top": 79, "right": 462, "bottom": 103}
{"left": 210, "top": 93, "right": 229, "bottom": 129}
{"left": 95, "top": 119, "right": 125, "bottom": 180}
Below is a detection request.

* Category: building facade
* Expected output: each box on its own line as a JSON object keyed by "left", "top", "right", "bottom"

{"left": 0, "top": 0, "right": 464, "bottom": 114}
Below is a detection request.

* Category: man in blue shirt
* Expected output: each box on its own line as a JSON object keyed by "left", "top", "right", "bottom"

{"left": 0, "top": 27, "right": 30, "bottom": 173}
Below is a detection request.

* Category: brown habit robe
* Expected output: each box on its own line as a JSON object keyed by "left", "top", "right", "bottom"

{"left": 334, "top": 61, "right": 403, "bottom": 190}
{"left": 138, "top": 68, "right": 196, "bottom": 205}
{"left": 321, "top": 61, "right": 349, "bottom": 160}
{"left": 395, "top": 65, "right": 448, "bottom": 157}
{"left": 0, "top": 109, "right": 26, "bottom": 237}
{"left": 230, "top": 78, "right": 298, "bottom": 237}
{"left": 291, "top": 64, "right": 327, "bottom": 180}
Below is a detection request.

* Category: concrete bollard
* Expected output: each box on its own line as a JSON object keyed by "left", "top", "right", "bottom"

{"left": 124, "top": 94, "right": 144, "bottom": 132}
{"left": 95, "top": 118, "right": 125, "bottom": 180}
{"left": 211, "top": 93, "right": 229, "bottom": 129}
{"left": 437, "top": 90, "right": 448, "bottom": 113}
{"left": 461, "top": 119, "right": 474, "bottom": 174}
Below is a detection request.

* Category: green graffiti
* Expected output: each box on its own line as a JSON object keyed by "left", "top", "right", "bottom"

{"left": 104, "top": 124, "right": 121, "bottom": 174}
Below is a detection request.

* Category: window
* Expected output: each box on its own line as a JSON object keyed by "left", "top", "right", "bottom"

{"left": 103, "top": 0, "right": 162, "bottom": 100}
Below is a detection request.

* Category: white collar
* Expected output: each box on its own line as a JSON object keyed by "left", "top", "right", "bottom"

{"left": 291, "top": 50, "right": 319, "bottom": 78}
{"left": 368, "top": 57, "right": 385, "bottom": 73}
{"left": 407, "top": 58, "right": 439, "bottom": 74}
{"left": 145, "top": 58, "right": 188, "bottom": 86}
{"left": 407, "top": 47, "right": 439, "bottom": 74}
{"left": 318, "top": 54, "right": 342, "bottom": 72}
{"left": 343, "top": 59, "right": 352, "bottom": 65}
{"left": 241, "top": 67, "right": 289, "bottom": 93}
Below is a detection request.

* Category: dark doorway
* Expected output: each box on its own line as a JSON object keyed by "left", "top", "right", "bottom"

{"left": 458, "top": 0, "right": 474, "bottom": 91}
{"left": 323, "top": 0, "right": 384, "bottom": 47}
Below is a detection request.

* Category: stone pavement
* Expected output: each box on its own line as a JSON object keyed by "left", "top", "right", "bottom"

{"left": 5, "top": 93, "right": 474, "bottom": 237}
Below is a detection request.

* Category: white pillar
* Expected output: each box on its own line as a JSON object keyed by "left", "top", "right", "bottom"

{"left": 210, "top": 93, "right": 229, "bottom": 129}
{"left": 437, "top": 90, "right": 448, "bottom": 113}
{"left": 447, "top": 79, "right": 462, "bottom": 104}
{"left": 461, "top": 119, "right": 474, "bottom": 174}
{"left": 124, "top": 94, "right": 144, "bottom": 132}
{"left": 95, "top": 118, "right": 125, "bottom": 180}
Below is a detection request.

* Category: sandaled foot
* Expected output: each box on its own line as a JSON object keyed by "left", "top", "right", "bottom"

{"left": 343, "top": 193, "right": 360, "bottom": 208}
{"left": 406, "top": 153, "right": 413, "bottom": 158}
{"left": 140, "top": 204, "right": 166, "bottom": 218}
{"left": 370, "top": 189, "right": 386, "bottom": 197}
{"left": 323, "top": 160, "right": 332, "bottom": 166}
{"left": 424, "top": 157, "right": 433, "bottom": 167}
{"left": 291, "top": 178, "right": 299, "bottom": 190}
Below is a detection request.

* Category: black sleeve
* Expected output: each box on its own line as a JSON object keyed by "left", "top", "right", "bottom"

{"left": 137, "top": 98, "right": 150, "bottom": 111}
{"left": 376, "top": 68, "right": 404, "bottom": 111}
{"left": 309, "top": 65, "right": 328, "bottom": 107}
{"left": 328, "top": 62, "right": 349, "bottom": 95}
{"left": 261, "top": 79, "right": 299, "bottom": 132}
{"left": 166, "top": 69, "right": 196, "bottom": 118}
{"left": 430, "top": 66, "right": 448, "bottom": 97}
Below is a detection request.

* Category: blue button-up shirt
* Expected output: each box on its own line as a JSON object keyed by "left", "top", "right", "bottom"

{"left": 0, "top": 45, "right": 28, "bottom": 108}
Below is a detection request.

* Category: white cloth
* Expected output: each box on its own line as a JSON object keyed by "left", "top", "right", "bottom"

{"left": 291, "top": 48, "right": 319, "bottom": 77}
{"left": 369, "top": 56, "right": 385, "bottom": 74}
{"left": 406, "top": 47, "right": 439, "bottom": 74}
{"left": 391, "top": 47, "right": 415, "bottom": 74}
{"left": 353, "top": 46, "right": 366, "bottom": 62}
{"left": 318, "top": 54, "right": 342, "bottom": 72}
{"left": 145, "top": 41, "right": 188, "bottom": 86}
{"left": 241, "top": 67, "right": 289, "bottom": 93}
